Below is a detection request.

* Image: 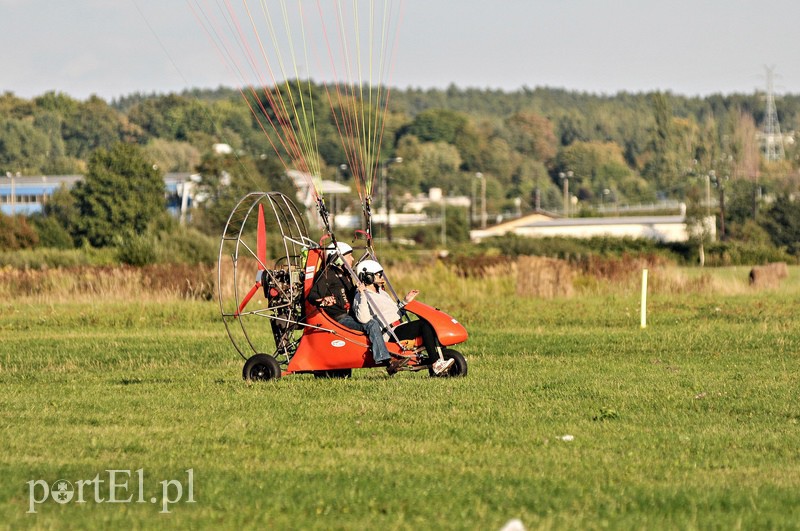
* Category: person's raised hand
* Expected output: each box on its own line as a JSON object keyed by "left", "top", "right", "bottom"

{"left": 404, "top": 289, "right": 419, "bottom": 303}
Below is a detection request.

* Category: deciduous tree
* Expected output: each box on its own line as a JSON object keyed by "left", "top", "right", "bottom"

{"left": 72, "top": 143, "right": 166, "bottom": 247}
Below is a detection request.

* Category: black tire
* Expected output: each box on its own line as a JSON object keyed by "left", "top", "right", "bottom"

{"left": 429, "top": 349, "right": 467, "bottom": 378}
{"left": 313, "top": 369, "right": 353, "bottom": 379}
{"left": 242, "top": 354, "right": 282, "bottom": 381}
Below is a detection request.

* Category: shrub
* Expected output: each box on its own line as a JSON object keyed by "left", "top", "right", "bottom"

{"left": 28, "top": 215, "right": 74, "bottom": 249}
{"left": 116, "top": 233, "right": 157, "bottom": 266}
{"left": 154, "top": 226, "right": 217, "bottom": 265}
{"left": 0, "top": 214, "right": 39, "bottom": 250}
{"left": 704, "top": 241, "right": 795, "bottom": 266}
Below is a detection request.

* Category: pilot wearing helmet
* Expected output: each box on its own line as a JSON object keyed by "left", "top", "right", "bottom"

{"left": 308, "top": 242, "right": 359, "bottom": 327}
{"left": 308, "top": 244, "right": 411, "bottom": 375}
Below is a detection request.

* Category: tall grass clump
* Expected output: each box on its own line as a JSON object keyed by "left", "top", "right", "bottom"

{"left": 0, "top": 246, "right": 117, "bottom": 269}
{"left": 0, "top": 264, "right": 214, "bottom": 302}
{"left": 2, "top": 251, "right": 793, "bottom": 307}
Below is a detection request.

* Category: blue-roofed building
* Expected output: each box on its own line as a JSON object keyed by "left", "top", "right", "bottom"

{"left": 0, "top": 174, "right": 83, "bottom": 216}
{"left": 0, "top": 173, "right": 199, "bottom": 220}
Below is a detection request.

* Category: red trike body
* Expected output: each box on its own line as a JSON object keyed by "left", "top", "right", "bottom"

{"left": 284, "top": 248, "right": 468, "bottom": 374}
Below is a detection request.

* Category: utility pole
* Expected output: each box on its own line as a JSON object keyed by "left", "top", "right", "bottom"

{"left": 475, "top": 172, "right": 486, "bottom": 229}
{"left": 441, "top": 194, "right": 447, "bottom": 247}
{"left": 718, "top": 175, "right": 728, "bottom": 241}
{"left": 559, "top": 170, "right": 572, "bottom": 217}
{"left": 4, "top": 172, "right": 16, "bottom": 216}
{"left": 480, "top": 174, "right": 487, "bottom": 229}
{"left": 381, "top": 157, "right": 402, "bottom": 242}
{"left": 752, "top": 184, "right": 760, "bottom": 219}
{"left": 470, "top": 178, "right": 477, "bottom": 227}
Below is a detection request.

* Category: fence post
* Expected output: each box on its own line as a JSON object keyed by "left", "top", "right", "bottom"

{"left": 640, "top": 268, "right": 648, "bottom": 328}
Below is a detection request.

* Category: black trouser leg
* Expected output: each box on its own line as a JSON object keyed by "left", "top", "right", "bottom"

{"left": 393, "top": 320, "right": 438, "bottom": 359}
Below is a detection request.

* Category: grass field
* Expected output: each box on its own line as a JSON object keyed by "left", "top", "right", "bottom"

{"left": 2, "top": 265, "right": 800, "bottom": 529}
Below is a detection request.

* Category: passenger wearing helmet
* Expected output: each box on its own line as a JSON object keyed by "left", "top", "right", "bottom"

{"left": 353, "top": 260, "right": 454, "bottom": 375}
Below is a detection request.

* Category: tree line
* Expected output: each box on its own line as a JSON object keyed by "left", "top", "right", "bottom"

{"left": 1, "top": 84, "right": 800, "bottom": 258}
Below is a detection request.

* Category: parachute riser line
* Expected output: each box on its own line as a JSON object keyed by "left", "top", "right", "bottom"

{"left": 363, "top": 197, "right": 373, "bottom": 243}
{"left": 316, "top": 196, "right": 334, "bottom": 236}
{"left": 315, "top": 196, "right": 346, "bottom": 274}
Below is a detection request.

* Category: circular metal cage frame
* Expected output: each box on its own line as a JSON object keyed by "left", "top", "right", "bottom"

{"left": 217, "top": 192, "right": 313, "bottom": 366}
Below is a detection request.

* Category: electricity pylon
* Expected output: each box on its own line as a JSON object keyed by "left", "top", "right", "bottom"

{"left": 761, "top": 66, "right": 785, "bottom": 162}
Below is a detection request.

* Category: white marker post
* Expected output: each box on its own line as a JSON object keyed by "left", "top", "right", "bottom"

{"left": 640, "top": 268, "right": 648, "bottom": 328}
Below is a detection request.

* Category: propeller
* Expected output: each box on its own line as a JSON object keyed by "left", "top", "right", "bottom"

{"left": 235, "top": 204, "right": 267, "bottom": 316}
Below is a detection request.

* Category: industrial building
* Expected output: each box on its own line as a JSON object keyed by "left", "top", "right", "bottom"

{"left": 2, "top": 172, "right": 206, "bottom": 220}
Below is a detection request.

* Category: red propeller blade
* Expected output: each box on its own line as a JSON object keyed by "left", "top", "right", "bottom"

{"left": 236, "top": 281, "right": 262, "bottom": 316}
{"left": 257, "top": 203, "right": 267, "bottom": 266}
{"left": 236, "top": 204, "right": 267, "bottom": 317}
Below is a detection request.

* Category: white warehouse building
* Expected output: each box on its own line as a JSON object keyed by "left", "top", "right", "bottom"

{"left": 470, "top": 212, "right": 715, "bottom": 243}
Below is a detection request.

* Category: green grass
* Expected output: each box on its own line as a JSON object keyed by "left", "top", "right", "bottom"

{"left": 2, "top": 269, "right": 800, "bottom": 529}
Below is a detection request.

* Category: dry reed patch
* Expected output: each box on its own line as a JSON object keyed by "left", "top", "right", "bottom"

{"left": 513, "top": 254, "right": 727, "bottom": 298}
{"left": 749, "top": 262, "right": 789, "bottom": 289}
{"left": 140, "top": 263, "right": 215, "bottom": 300}
{"left": 646, "top": 266, "right": 769, "bottom": 296}
{"left": 647, "top": 266, "right": 715, "bottom": 295}
{"left": 0, "top": 264, "right": 215, "bottom": 302}
{"left": 576, "top": 253, "right": 670, "bottom": 282}
{"left": 516, "top": 256, "right": 575, "bottom": 298}
{"left": 450, "top": 255, "right": 516, "bottom": 279}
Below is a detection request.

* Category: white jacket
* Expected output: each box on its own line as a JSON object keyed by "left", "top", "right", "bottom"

{"left": 353, "top": 289, "right": 401, "bottom": 339}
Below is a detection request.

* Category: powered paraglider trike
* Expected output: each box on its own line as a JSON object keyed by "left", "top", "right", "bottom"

{"left": 217, "top": 192, "right": 468, "bottom": 381}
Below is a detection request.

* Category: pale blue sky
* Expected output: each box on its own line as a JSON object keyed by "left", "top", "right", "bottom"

{"left": 2, "top": 0, "right": 799, "bottom": 101}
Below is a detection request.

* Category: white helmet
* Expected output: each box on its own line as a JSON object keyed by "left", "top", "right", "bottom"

{"left": 357, "top": 259, "right": 384, "bottom": 284}
{"left": 325, "top": 242, "right": 353, "bottom": 265}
